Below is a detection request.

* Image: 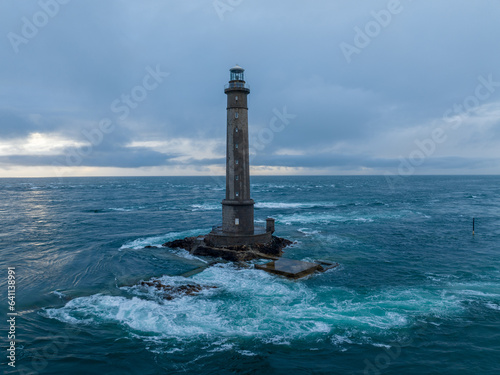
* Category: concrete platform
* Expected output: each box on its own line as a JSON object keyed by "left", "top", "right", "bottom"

{"left": 206, "top": 226, "right": 272, "bottom": 247}
{"left": 255, "top": 258, "right": 324, "bottom": 279}
{"left": 163, "top": 235, "right": 292, "bottom": 262}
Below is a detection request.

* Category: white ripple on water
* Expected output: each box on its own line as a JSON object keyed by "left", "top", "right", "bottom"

{"left": 51, "top": 291, "right": 67, "bottom": 299}
{"left": 43, "top": 263, "right": 466, "bottom": 353}
{"left": 297, "top": 228, "right": 321, "bottom": 236}
{"left": 275, "top": 209, "right": 426, "bottom": 226}
{"left": 486, "top": 302, "right": 500, "bottom": 311}
{"left": 255, "top": 202, "right": 321, "bottom": 209}
{"left": 443, "top": 281, "right": 500, "bottom": 307}
{"left": 108, "top": 206, "right": 146, "bottom": 212}
{"left": 190, "top": 201, "right": 334, "bottom": 211}
{"left": 276, "top": 212, "right": 374, "bottom": 225}
{"left": 190, "top": 204, "right": 219, "bottom": 211}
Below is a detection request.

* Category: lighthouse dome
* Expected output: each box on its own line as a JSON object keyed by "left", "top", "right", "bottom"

{"left": 230, "top": 64, "right": 244, "bottom": 72}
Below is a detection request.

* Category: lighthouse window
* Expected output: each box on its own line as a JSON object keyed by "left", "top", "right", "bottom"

{"left": 235, "top": 113, "right": 239, "bottom": 119}
{"left": 235, "top": 218, "right": 239, "bottom": 225}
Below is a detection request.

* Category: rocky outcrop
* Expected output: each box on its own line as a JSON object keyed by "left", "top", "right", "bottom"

{"left": 162, "top": 238, "right": 196, "bottom": 251}
{"left": 140, "top": 279, "right": 217, "bottom": 300}
{"left": 253, "top": 236, "right": 293, "bottom": 257}
{"left": 162, "top": 235, "right": 294, "bottom": 262}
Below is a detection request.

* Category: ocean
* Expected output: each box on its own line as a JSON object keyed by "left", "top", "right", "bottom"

{"left": 1, "top": 175, "right": 499, "bottom": 374}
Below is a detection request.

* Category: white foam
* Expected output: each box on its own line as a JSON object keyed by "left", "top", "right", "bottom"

{"left": 298, "top": 228, "right": 321, "bottom": 236}
{"left": 257, "top": 184, "right": 286, "bottom": 189}
{"left": 277, "top": 212, "right": 343, "bottom": 225}
{"left": 207, "top": 343, "right": 234, "bottom": 353}
{"left": 353, "top": 218, "right": 374, "bottom": 223}
{"left": 255, "top": 202, "right": 316, "bottom": 209}
{"left": 372, "top": 343, "right": 392, "bottom": 349}
{"left": 109, "top": 206, "right": 146, "bottom": 212}
{"left": 445, "top": 281, "right": 500, "bottom": 300}
{"left": 262, "top": 336, "right": 291, "bottom": 346}
{"left": 460, "top": 290, "right": 500, "bottom": 298}
{"left": 486, "top": 302, "right": 500, "bottom": 311}
{"left": 190, "top": 204, "right": 219, "bottom": 211}
{"left": 163, "top": 348, "right": 183, "bottom": 354}
{"left": 51, "top": 291, "right": 67, "bottom": 299}
{"left": 276, "top": 210, "right": 416, "bottom": 225}
{"left": 170, "top": 249, "right": 208, "bottom": 263}
{"left": 44, "top": 264, "right": 467, "bottom": 354}
{"left": 332, "top": 334, "right": 354, "bottom": 346}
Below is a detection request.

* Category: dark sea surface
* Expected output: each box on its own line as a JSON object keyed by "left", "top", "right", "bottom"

{"left": 1, "top": 175, "right": 499, "bottom": 374}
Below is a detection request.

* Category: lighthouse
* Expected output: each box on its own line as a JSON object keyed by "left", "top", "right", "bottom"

{"left": 163, "top": 65, "right": 297, "bottom": 262}
{"left": 222, "top": 65, "right": 254, "bottom": 235}
{"left": 206, "top": 65, "right": 274, "bottom": 247}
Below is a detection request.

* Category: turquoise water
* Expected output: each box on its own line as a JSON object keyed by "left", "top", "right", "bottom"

{"left": 1, "top": 176, "right": 499, "bottom": 374}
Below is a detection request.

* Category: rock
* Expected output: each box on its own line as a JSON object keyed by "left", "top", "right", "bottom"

{"left": 162, "top": 237, "right": 196, "bottom": 250}
{"left": 255, "top": 258, "right": 324, "bottom": 279}
{"left": 192, "top": 245, "right": 256, "bottom": 262}
{"left": 316, "top": 261, "right": 340, "bottom": 272}
{"left": 253, "top": 236, "right": 293, "bottom": 257}
{"left": 161, "top": 235, "right": 294, "bottom": 262}
{"left": 139, "top": 279, "right": 217, "bottom": 300}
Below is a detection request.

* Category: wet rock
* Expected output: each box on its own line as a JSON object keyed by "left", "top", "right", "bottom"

{"left": 162, "top": 237, "right": 196, "bottom": 251}
{"left": 161, "top": 235, "right": 294, "bottom": 262}
{"left": 192, "top": 245, "right": 255, "bottom": 262}
{"left": 140, "top": 279, "right": 217, "bottom": 300}
{"left": 252, "top": 236, "right": 293, "bottom": 257}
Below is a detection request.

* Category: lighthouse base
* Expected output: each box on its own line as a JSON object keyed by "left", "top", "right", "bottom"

{"left": 163, "top": 234, "right": 292, "bottom": 262}
{"left": 205, "top": 225, "right": 271, "bottom": 247}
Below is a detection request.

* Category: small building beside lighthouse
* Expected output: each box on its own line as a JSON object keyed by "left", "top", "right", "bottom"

{"left": 207, "top": 65, "right": 274, "bottom": 247}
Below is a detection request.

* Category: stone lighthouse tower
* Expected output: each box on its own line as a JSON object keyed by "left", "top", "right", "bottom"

{"left": 206, "top": 65, "right": 274, "bottom": 247}
{"left": 164, "top": 65, "right": 297, "bottom": 262}
{"left": 222, "top": 65, "right": 254, "bottom": 235}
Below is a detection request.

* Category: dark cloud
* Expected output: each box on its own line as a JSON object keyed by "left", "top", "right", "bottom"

{"left": 0, "top": 146, "right": 176, "bottom": 168}
{"left": 0, "top": 111, "right": 40, "bottom": 139}
{"left": 253, "top": 153, "right": 500, "bottom": 172}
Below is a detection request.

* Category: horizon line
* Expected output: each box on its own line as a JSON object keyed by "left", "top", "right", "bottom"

{"left": 0, "top": 174, "right": 499, "bottom": 179}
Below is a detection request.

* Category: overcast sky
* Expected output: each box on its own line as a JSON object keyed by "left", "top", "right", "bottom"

{"left": 1, "top": 0, "right": 499, "bottom": 177}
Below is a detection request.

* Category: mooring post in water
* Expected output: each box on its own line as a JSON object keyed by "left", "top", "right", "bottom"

{"left": 473, "top": 217, "right": 475, "bottom": 236}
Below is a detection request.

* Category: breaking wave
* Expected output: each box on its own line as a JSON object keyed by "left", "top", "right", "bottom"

{"left": 44, "top": 264, "right": 469, "bottom": 353}
{"left": 120, "top": 228, "right": 211, "bottom": 250}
